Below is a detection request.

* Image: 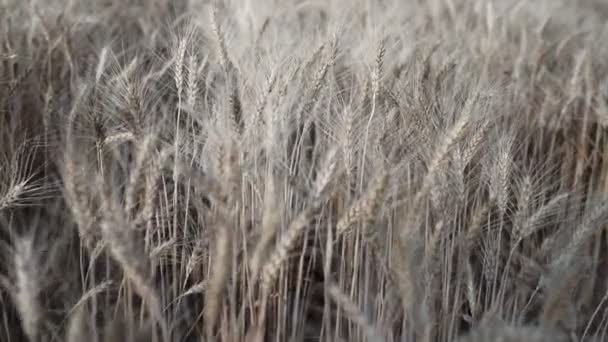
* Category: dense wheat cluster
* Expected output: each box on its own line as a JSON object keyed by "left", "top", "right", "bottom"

{"left": 3, "top": 0, "right": 608, "bottom": 341}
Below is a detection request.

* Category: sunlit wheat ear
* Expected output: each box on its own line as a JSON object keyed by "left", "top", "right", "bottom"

{"left": 488, "top": 133, "right": 514, "bottom": 215}
{"left": 149, "top": 237, "right": 176, "bottom": 262}
{"left": 552, "top": 199, "right": 608, "bottom": 268}
{"left": 326, "top": 282, "right": 386, "bottom": 342}
{"left": 258, "top": 206, "right": 314, "bottom": 289}
{"left": 0, "top": 141, "right": 52, "bottom": 211}
{"left": 186, "top": 54, "right": 201, "bottom": 111}
{"left": 94, "top": 174, "right": 166, "bottom": 337}
{"left": 513, "top": 174, "right": 532, "bottom": 230}
{"left": 372, "top": 36, "right": 386, "bottom": 101}
{"left": 423, "top": 219, "right": 446, "bottom": 276}
{"left": 460, "top": 120, "right": 489, "bottom": 168}
{"left": 459, "top": 319, "right": 568, "bottom": 342}
{"left": 102, "top": 131, "right": 135, "bottom": 147}
{"left": 210, "top": 2, "right": 242, "bottom": 135}
{"left": 170, "top": 281, "right": 208, "bottom": 308}
{"left": 125, "top": 132, "right": 159, "bottom": 217}
{"left": 259, "top": 205, "right": 316, "bottom": 293}
{"left": 204, "top": 216, "right": 232, "bottom": 340}
{"left": 465, "top": 202, "right": 492, "bottom": 249}
{"left": 65, "top": 283, "right": 104, "bottom": 342}
{"left": 337, "top": 166, "right": 388, "bottom": 236}
{"left": 173, "top": 26, "right": 189, "bottom": 99}
{"left": 334, "top": 104, "right": 360, "bottom": 180}
{"left": 135, "top": 148, "right": 173, "bottom": 229}
{"left": 13, "top": 234, "right": 42, "bottom": 342}
{"left": 464, "top": 259, "right": 479, "bottom": 321}
{"left": 173, "top": 157, "right": 234, "bottom": 338}
{"left": 481, "top": 233, "right": 501, "bottom": 289}
{"left": 94, "top": 45, "right": 109, "bottom": 84}
{"left": 312, "top": 147, "right": 339, "bottom": 198}
{"left": 249, "top": 170, "right": 280, "bottom": 280}
{"left": 360, "top": 37, "right": 386, "bottom": 180}
{"left": 66, "top": 304, "right": 91, "bottom": 342}
{"left": 218, "top": 140, "right": 242, "bottom": 199}
{"left": 203, "top": 127, "right": 240, "bottom": 198}
{"left": 63, "top": 89, "right": 99, "bottom": 248}
{"left": 98, "top": 220, "right": 162, "bottom": 324}
{"left": 67, "top": 280, "right": 113, "bottom": 316}
{"left": 226, "top": 74, "right": 243, "bottom": 137}
{"left": 0, "top": 180, "right": 28, "bottom": 211}
{"left": 210, "top": 3, "right": 235, "bottom": 71}
{"left": 540, "top": 269, "right": 579, "bottom": 327}
{"left": 0, "top": 52, "right": 17, "bottom": 60}
{"left": 415, "top": 91, "right": 477, "bottom": 206}
{"left": 175, "top": 160, "right": 228, "bottom": 209}
{"left": 302, "top": 40, "right": 326, "bottom": 74}
{"left": 298, "top": 35, "right": 337, "bottom": 125}
{"left": 183, "top": 239, "right": 207, "bottom": 287}
{"left": 260, "top": 148, "right": 338, "bottom": 292}
{"left": 514, "top": 192, "right": 570, "bottom": 242}
{"left": 245, "top": 69, "right": 277, "bottom": 142}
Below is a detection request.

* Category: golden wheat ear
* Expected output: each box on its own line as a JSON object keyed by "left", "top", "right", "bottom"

{"left": 0, "top": 138, "right": 54, "bottom": 211}
{"left": 260, "top": 147, "right": 339, "bottom": 292}
{"left": 326, "top": 282, "right": 386, "bottom": 342}
{"left": 12, "top": 234, "right": 43, "bottom": 342}
{"left": 93, "top": 172, "right": 168, "bottom": 340}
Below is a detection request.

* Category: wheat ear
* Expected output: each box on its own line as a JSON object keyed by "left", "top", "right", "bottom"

{"left": 326, "top": 282, "right": 386, "bottom": 342}
{"left": 415, "top": 92, "right": 477, "bottom": 206}
{"left": 95, "top": 174, "right": 166, "bottom": 338}
{"left": 337, "top": 167, "right": 388, "bottom": 235}
{"left": 66, "top": 305, "right": 90, "bottom": 342}
{"left": 64, "top": 93, "right": 98, "bottom": 248}
{"left": 13, "top": 235, "right": 42, "bottom": 342}
{"left": 249, "top": 170, "right": 280, "bottom": 280}
{"left": 125, "top": 132, "right": 158, "bottom": 217}
{"left": 204, "top": 215, "right": 232, "bottom": 340}
{"left": 260, "top": 148, "right": 338, "bottom": 292}
{"left": 134, "top": 147, "right": 173, "bottom": 229}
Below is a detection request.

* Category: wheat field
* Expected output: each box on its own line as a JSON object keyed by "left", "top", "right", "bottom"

{"left": 2, "top": 0, "right": 608, "bottom": 341}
